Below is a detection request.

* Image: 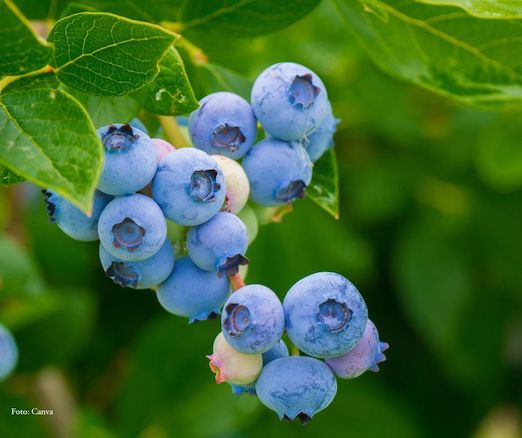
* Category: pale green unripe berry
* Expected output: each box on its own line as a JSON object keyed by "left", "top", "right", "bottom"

{"left": 212, "top": 155, "right": 250, "bottom": 214}
{"left": 207, "top": 332, "right": 262, "bottom": 385}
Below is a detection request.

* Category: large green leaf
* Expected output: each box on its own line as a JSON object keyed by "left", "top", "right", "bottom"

{"left": 136, "top": 48, "right": 198, "bottom": 115}
{"left": 0, "top": 0, "right": 52, "bottom": 77}
{"left": 49, "top": 12, "right": 177, "bottom": 96}
{"left": 307, "top": 149, "right": 340, "bottom": 219}
{"left": 416, "top": 0, "right": 522, "bottom": 19}
{"left": 0, "top": 165, "right": 24, "bottom": 186}
{"left": 0, "top": 75, "right": 102, "bottom": 213}
{"left": 194, "top": 62, "right": 252, "bottom": 100}
{"left": 334, "top": 0, "right": 522, "bottom": 109}
{"left": 178, "top": 0, "right": 322, "bottom": 39}
{"left": 55, "top": 1, "right": 321, "bottom": 39}
{"left": 67, "top": 88, "right": 141, "bottom": 127}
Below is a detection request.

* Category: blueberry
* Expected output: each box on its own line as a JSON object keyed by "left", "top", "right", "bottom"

{"left": 262, "top": 339, "right": 289, "bottom": 364}
{"left": 0, "top": 324, "right": 18, "bottom": 381}
{"left": 251, "top": 62, "right": 329, "bottom": 141}
{"left": 221, "top": 284, "right": 285, "bottom": 354}
{"left": 97, "top": 124, "right": 157, "bottom": 196}
{"left": 207, "top": 332, "right": 262, "bottom": 385}
{"left": 230, "top": 339, "right": 289, "bottom": 396}
{"left": 242, "top": 138, "right": 312, "bottom": 206}
{"left": 302, "top": 102, "right": 339, "bottom": 161}
{"left": 99, "top": 239, "right": 175, "bottom": 290}
{"left": 187, "top": 212, "right": 249, "bottom": 276}
{"left": 98, "top": 194, "right": 167, "bottom": 262}
{"left": 43, "top": 190, "right": 112, "bottom": 241}
{"left": 212, "top": 155, "right": 250, "bottom": 214}
{"left": 256, "top": 356, "right": 337, "bottom": 422}
{"left": 129, "top": 118, "right": 148, "bottom": 135}
{"left": 152, "top": 148, "right": 226, "bottom": 226}
{"left": 153, "top": 138, "right": 176, "bottom": 162}
{"left": 189, "top": 92, "right": 257, "bottom": 159}
{"left": 325, "top": 319, "right": 389, "bottom": 378}
{"left": 156, "top": 256, "right": 230, "bottom": 323}
{"left": 283, "top": 272, "right": 368, "bottom": 358}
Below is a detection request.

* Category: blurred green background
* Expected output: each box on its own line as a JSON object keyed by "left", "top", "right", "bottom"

{"left": 1, "top": 1, "right": 522, "bottom": 437}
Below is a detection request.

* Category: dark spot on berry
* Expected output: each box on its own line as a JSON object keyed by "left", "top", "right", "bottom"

{"left": 288, "top": 74, "right": 320, "bottom": 109}
{"left": 317, "top": 299, "right": 351, "bottom": 333}
{"left": 190, "top": 169, "right": 221, "bottom": 202}
{"left": 275, "top": 180, "right": 307, "bottom": 203}
{"left": 105, "top": 262, "right": 139, "bottom": 288}
{"left": 211, "top": 123, "right": 245, "bottom": 152}
{"left": 102, "top": 124, "right": 139, "bottom": 152}
{"left": 223, "top": 303, "right": 251, "bottom": 336}
{"left": 42, "top": 189, "right": 57, "bottom": 223}
{"left": 112, "top": 217, "right": 145, "bottom": 252}
{"left": 207, "top": 311, "right": 219, "bottom": 320}
{"left": 217, "top": 254, "right": 249, "bottom": 277}
{"left": 297, "top": 413, "right": 312, "bottom": 424}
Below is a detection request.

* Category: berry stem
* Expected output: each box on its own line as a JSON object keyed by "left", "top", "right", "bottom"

{"left": 272, "top": 203, "right": 294, "bottom": 223}
{"left": 290, "top": 344, "right": 300, "bottom": 356}
{"left": 157, "top": 116, "right": 189, "bottom": 147}
{"left": 229, "top": 273, "right": 245, "bottom": 292}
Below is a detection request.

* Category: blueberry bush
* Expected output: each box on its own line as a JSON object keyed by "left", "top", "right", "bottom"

{"left": 1, "top": 0, "right": 522, "bottom": 437}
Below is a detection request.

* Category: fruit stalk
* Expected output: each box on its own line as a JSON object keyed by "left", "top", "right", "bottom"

{"left": 229, "top": 273, "right": 245, "bottom": 291}
{"left": 157, "top": 116, "right": 189, "bottom": 147}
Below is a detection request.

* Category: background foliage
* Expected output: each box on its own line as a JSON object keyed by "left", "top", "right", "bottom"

{"left": 1, "top": 0, "right": 522, "bottom": 437}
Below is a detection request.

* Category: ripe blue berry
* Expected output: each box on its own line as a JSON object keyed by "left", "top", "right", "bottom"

{"left": 283, "top": 272, "right": 368, "bottom": 358}
{"left": 156, "top": 256, "right": 230, "bottom": 323}
{"left": 302, "top": 102, "right": 339, "bottom": 161}
{"left": 152, "top": 148, "right": 226, "bottom": 226}
{"left": 99, "top": 239, "right": 175, "bottom": 290}
{"left": 212, "top": 155, "right": 250, "bottom": 214}
{"left": 256, "top": 356, "right": 337, "bottom": 422}
{"left": 251, "top": 62, "right": 329, "bottom": 140}
{"left": 242, "top": 139, "right": 312, "bottom": 206}
{"left": 187, "top": 212, "right": 249, "bottom": 276}
{"left": 98, "top": 194, "right": 167, "bottom": 262}
{"left": 189, "top": 92, "right": 257, "bottom": 159}
{"left": 325, "top": 319, "right": 389, "bottom": 378}
{"left": 0, "top": 324, "right": 18, "bottom": 381}
{"left": 97, "top": 124, "right": 157, "bottom": 195}
{"left": 221, "top": 284, "right": 285, "bottom": 354}
{"left": 43, "top": 190, "right": 112, "bottom": 241}
{"left": 230, "top": 339, "right": 290, "bottom": 396}
{"left": 208, "top": 332, "right": 262, "bottom": 385}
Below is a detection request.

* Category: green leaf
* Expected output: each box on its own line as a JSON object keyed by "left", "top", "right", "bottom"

{"left": 0, "top": 74, "right": 102, "bottom": 213}
{"left": 49, "top": 12, "right": 178, "bottom": 96}
{"left": 334, "top": 0, "right": 522, "bottom": 109}
{"left": 55, "top": 1, "right": 322, "bottom": 39}
{"left": 416, "top": 0, "right": 522, "bottom": 19}
{"left": 0, "top": 0, "right": 52, "bottom": 77}
{"left": 135, "top": 48, "right": 198, "bottom": 115}
{"left": 194, "top": 62, "right": 252, "bottom": 100}
{"left": 307, "top": 149, "right": 340, "bottom": 219}
{"left": 67, "top": 88, "right": 141, "bottom": 127}
{"left": 13, "top": 0, "right": 72, "bottom": 20}
{"left": 0, "top": 165, "right": 24, "bottom": 186}
{"left": 179, "top": 0, "right": 322, "bottom": 39}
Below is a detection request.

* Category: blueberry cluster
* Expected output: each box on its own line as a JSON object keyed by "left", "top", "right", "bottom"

{"left": 41, "top": 62, "right": 387, "bottom": 422}
{"left": 210, "top": 273, "right": 388, "bottom": 422}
